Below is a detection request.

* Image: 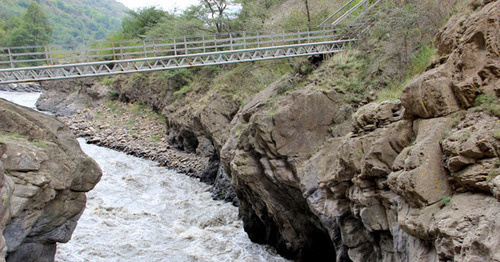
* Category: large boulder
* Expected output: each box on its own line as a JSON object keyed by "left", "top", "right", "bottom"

{"left": 402, "top": 0, "right": 499, "bottom": 118}
{"left": 0, "top": 98, "right": 102, "bottom": 262}
{"left": 36, "top": 79, "right": 109, "bottom": 116}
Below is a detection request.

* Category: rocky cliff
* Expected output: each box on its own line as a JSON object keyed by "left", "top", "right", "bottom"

{"left": 220, "top": 1, "right": 499, "bottom": 261}
{"left": 29, "top": 0, "right": 499, "bottom": 261}
{"left": 0, "top": 99, "right": 102, "bottom": 261}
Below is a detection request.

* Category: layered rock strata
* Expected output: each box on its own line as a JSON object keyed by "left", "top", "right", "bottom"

{"left": 0, "top": 99, "right": 102, "bottom": 262}
{"left": 221, "top": 1, "right": 500, "bottom": 261}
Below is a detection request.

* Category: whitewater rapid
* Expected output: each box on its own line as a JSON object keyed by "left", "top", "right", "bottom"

{"left": 0, "top": 91, "right": 286, "bottom": 262}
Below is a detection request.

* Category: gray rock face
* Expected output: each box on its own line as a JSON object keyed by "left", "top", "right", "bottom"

{"left": 220, "top": 2, "right": 500, "bottom": 261}
{"left": 36, "top": 79, "right": 109, "bottom": 116}
{"left": 0, "top": 83, "right": 42, "bottom": 93}
{"left": 0, "top": 98, "right": 102, "bottom": 262}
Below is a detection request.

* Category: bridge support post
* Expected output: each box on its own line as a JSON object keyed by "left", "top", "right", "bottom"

{"left": 202, "top": 36, "right": 206, "bottom": 53}
{"left": 297, "top": 27, "right": 301, "bottom": 44}
{"left": 153, "top": 40, "right": 157, "bottom": 56}
{"left": 243, "top": 32, "right": 246, "bottom": 49}
{"left": 230, "top": 33, "right": 233, "bottom": 50}
{"left": 7, "top": 48, "right": 14, "bottom": 68}
{"left": 112, "top": 42, "right": 117, "bottom": 60}
{"left": 174, "top": 38, "right": 177, "bottom": 56}
{"left": 214, "top": 35, "right": 217, "bottom": 52}
{"left": 48, "top": 45, "right": 54, "bottom": 65}
{"left": 184, "top": 36, "right": 188, "bottom": 54}
{"left": 119, "top": 41, "right": 124, "bottom": 60}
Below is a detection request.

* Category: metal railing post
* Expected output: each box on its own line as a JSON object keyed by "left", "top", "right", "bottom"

{"left": 184, "top": 36, "right": 188, "bottom": 54}
{"left": 243, "top": 32, "right": 246, "bottom": 49}
{"left": 202, "top": 36, "right": 206, "bottom": 53}
{"left": 214, "top": 35, "right": 217, "bottom": 52}
{"left": 7, "top": 48, "right": 14, "bottom": 68}
{"left": 119, "top": 41, "right": 124, "bottom": 59}
{"left": 143, "top": 40, "right": 147, "bottom": 58}
{"left": 44, "top": 46, "right": 49, "bottom": 65}
{"left": 152, "top": 40, "right": 157, "bottom": 56}
{"left": 112, "top": 42, "right": 117, "bottom": 60}
{"left": 174, "top": 38, "right": 177, "bottom": 56}
{"left": 230, "top": 33, "right": 233, "bottom": 50}
{"left": 297, "top": 27, "right": 301, "bottom": 44}
{"left": 257, "top": 32, "right": 260, "bottom": 48}
{"left": 48, "top": 45, "right": 54, "bottom": 65}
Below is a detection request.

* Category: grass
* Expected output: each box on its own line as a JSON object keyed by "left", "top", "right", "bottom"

{"left": 473, "top": 95, "right": 500, "bottom": 117}
{"left": 0, "top": 132, "right": 26, "bottom": 145}
{"left": 441, "top": 195, "right": 452, "bottom": 206}
{"left": 132, "top": 102, "right": 147, "bottom": 115}
{"left": 375, "top": 44, "right": 437, "bottom": 102}
{"left": 487, "top": 170, "right": 499, "bottom": 182}
{"left": 173, "top": 85, "right": 191, "bottom": 98}
{"left": 493, "top": 129, "right": 500, "bottom": 140}
{"left": 100, "top": 76, "right": 118, "bottom": 86}
{"left": 33, "top": 141, "right": 48, "bottom": 149}
{"left": 1, "top": 193, "right": 8, "bottom": 201}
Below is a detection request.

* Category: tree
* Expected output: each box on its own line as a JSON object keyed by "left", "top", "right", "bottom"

{"left": 8, "top": 2, "right": 52, "bottom": 47}
{"left": 200, "top": 0, "right": 231, "bottom": 35}
{"left": 303, "top": 0, "right": 311, "bottom": 29}
{"left": 234, "top": 0, "right": 279, "bottom": 30}
{"left": 119, "top": 7, "right": 168, "bottom": 39}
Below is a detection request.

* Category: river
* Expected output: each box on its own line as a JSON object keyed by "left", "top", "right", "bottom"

{"left": 0, "top": 91, "right": 286, "bottom": 262}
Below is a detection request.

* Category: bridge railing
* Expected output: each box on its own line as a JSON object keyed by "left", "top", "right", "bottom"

{"left": 0, "top": 26, "right": 348, "bottom": 69}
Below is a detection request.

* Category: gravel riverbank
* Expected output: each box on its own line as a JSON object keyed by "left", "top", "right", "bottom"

{"left": 58, "top": 101, "right": 209, "bottom": 177}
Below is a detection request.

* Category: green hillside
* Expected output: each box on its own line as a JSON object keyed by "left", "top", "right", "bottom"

{"left": 0, "top": 0, "right": 128, "bottom": 45}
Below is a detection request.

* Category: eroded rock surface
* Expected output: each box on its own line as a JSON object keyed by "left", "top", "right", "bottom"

{"left": 36, "top": 79, "right": 110, "bottom": 116}
{"left": 221, "top": 1, "right": 500, "bottom": 261}
{"left": 0, "top": 98, "right": 101, "bottom": 262}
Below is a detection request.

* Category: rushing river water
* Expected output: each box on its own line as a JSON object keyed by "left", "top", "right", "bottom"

{"left": 0, "top": 91, "right": 286, "bottom": 262}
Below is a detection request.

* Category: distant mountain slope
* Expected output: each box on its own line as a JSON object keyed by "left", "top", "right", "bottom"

{"left": 0, "top": 0, "right": 128, "bottom": 44}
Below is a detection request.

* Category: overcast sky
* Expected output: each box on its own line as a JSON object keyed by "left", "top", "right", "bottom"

{"left": 116, "top": 0, "right": 200, "bottom": 11}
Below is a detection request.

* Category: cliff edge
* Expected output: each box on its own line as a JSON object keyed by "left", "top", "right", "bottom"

{"left": 222, "top": 1, "right": 499, "bottom": 261}
{"left": 0, "top": 99, "right": 102, "bottom": 262}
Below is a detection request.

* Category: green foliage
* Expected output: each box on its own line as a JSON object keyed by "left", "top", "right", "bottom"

{"left": 173, "top": 85, "right": 191, "bottom": 98}
{"left": 150, "top": 135, "right": 161, "bottom": 141}
{"left": 474, "top": 95, "right": 500, "bottom": 117}
{"left": 100, "top": 77, "right": 117, "bottom": 86}
{"left": 487, "top": 170, "right": 499, "bottom": 182}
{"left": 3, "top": 2, "right": 52, "bottom": 62}
{"left": 1, "top": 193, "right": 9, "bottom": 202}
{"left": 132, "top": 102, "right": 147, "bottom": 115}
{"left": 233, "top": 0, "right": 280, "bottom": 30}
{"left": 107, "top": 101, "right": 121, "bottom": 113}
{"left": 358, "top": 0, "right": 461, "bottom": 100}
{"left": 119, "top": 7, "right": 168, "bottom": 39}
{"left": 0, "top": 0, "right": 127, "bottom": 45}
{"left": 441, "top": 196, "right": 452, "bottom": 206}
{"left": 33, "top": 141, "right": 48, "bottom": 149}
{"left": 493, "top": 129, "right": 500, "bottom": 140}
{"left": 0, "top": 131, "right": 25, "bottom": 140}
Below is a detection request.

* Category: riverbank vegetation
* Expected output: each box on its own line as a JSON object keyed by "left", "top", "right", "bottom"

{"left": 0, "top": 0, "right": 126, "bottom": 45}
{"left": 98, "top": 0, "right": 468, "bottom": 112}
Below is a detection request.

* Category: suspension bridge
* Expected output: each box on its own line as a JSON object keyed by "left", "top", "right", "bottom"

{"left": 0, "top": 0, "right": 384, "bottom": 84}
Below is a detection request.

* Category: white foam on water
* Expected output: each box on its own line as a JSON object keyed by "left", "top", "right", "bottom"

{"left": 56, "top": 140, "right": 286, "bottom": 262}
{"left": 0, "top": 91, "right": 287, "bottom": 262}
